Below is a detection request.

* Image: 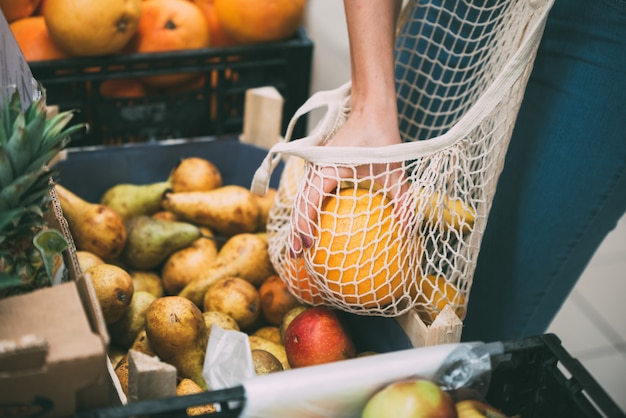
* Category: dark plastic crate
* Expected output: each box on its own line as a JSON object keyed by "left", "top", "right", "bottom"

{"left": 54, "top": 135, "right": 284, "bottom": 202}
{"left": 30, "top": 29, "right": 313, "bottom": 147}
{"left": 485, "top": 333, "right": 624, "bottom": 418}
{"left": 74, "top": 334, "right": 624, "bottom": 418}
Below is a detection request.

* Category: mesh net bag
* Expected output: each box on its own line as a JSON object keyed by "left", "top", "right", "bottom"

{"left": 251, "top": 0, "right": 554, "bottom": 320}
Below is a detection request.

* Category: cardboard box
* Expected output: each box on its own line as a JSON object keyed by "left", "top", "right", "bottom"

{"left": 0, "top": 10, "right": 113, "bottom": 417}
{"left": 0, "top": 191, "right": 113, "bottom": 418}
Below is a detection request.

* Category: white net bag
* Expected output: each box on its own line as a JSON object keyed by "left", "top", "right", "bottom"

{"left": 251, "top": 0, "right": 554, "bottom": 320}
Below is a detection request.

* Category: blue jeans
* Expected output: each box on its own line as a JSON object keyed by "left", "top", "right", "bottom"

{"left": 462, "top": 0, "right": 626, "bottom": 342}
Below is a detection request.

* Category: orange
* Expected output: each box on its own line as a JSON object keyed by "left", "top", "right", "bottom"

{"left": 9, "top": 16, "right": 69, "bottom": 61}
{"left": 0, "top": 0, "right": 40, "bottom": 22}
{"left": 43, "top": 0, "right": 141, "bottom": 57}
{"left": 307, "top": 187, "right": 410, "bottom": 309}
{"left": 126, "top": 0, "right": 210, "bottom": 87}
{"left": 99, "top": 78, "right": 148, "bottom": 98}
{"left": 35, "top": 0, "right": 47, "bottom": 15}
{"left": 285, "top": 256, "right": 323, "bottom": 305}
{"left": 413, "top": 275, "right": 466, "bottom": 323}
{"left": 259, "top": 274, "right": 303, "bottom": 326}
{"left": 213, "top": 0, "right": 306, "bottom": 45}
{"left": 191, "top": 0, "right": 235, "bottom": 47}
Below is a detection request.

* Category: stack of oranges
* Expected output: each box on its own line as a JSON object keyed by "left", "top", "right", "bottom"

{"left": 2, "top": 0, "right": 307, "bottom": 92}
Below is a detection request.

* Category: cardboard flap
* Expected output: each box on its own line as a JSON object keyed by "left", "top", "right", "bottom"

{"left": 0, "top": 334, "right": 48, "bottom": 373}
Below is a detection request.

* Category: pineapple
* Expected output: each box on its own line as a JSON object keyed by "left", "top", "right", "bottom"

{"left": 0, "top": 87, "right": 86, "bottom": 298}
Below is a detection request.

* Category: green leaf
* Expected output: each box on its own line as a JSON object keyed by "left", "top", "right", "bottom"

{"left": 0, "top": 147, "right": 14, "bottom": 188}
{"left": 33, "top": 229, "right": 68, "bottom": 286}
{"left": 0, "top": 169, "right": 43, "bottom": 210}
{"left": 0, "top": 273, "right": 25, "bottom": 292}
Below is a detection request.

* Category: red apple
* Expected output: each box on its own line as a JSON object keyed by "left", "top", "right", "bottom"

{"left": 361, "top": 379, "right": 457, "bottom": 418}
{"left": 283, "top": 306, "right": 356, "bottom": 368}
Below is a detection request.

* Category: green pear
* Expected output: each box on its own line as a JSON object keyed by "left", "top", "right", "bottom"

{"left": 122, "top": 216, "right": 202, "bottom": 270}
{"left": 108, "top": 290, "right": 157, "bottom": 350}
{"left": 101, "top": 181, "right": 170, "bottom": 221}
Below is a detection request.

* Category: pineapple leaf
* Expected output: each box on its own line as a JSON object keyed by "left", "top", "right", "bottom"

{"left": 0, "top": 273, "right": 25, "bottom": 292}
{"left": 0, "top": 168, "right": 47, "bottom": 211}
{"left": 7, "top": 101, "right": 48, "bottom": 174}
{"left": 0, "top": 208, "right": 24, "bottom": 240}
{"left": 25, "top": 148, "right": 67, "bottom": 175}
{"left": 41, "top": 111, "right": 87, "bottom": 151}
{"left": 5, "top": 114, "right": 30, "bottom": 175}
{"left": 0, "top": 147, "right": 14, "bottom": 189}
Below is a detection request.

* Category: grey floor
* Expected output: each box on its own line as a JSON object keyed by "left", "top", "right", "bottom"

{"left": 304, "top": 2, "right": 626, "bottom": 412}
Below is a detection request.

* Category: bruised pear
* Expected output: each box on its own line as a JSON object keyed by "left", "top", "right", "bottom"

{"left": 122, "top": 216, "right": 202, "bottom": 270}
{"left": 101, "top": 181, "right": 170, "bottom": 221}
{"left": 145, "top": 296, "right": 209, "bottom": 389}
{"left": 179, "top": 233, "right": 274, "bottom": 307}
{"left": 83, "top": 263, "right": 134, "bottom": 324}
{"left": 108, "top": 290, "right": 157, "bottom": 349}
{"left": 162, "top": 185, "right": 259, "bottom": 236}
{"left": 161, "top": 227, "right": 219, "bottom": 295}
{"left": 55, "top": 184, "right": 126, "bottom": 261}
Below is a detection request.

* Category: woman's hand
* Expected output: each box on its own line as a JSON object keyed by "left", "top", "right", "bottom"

{"left": 290, "top": 109, "right": 409, "bottom": 254}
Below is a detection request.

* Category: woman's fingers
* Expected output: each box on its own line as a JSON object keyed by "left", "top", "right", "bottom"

{"left": 290, "top": 161, "right": 410, "bottom": 255}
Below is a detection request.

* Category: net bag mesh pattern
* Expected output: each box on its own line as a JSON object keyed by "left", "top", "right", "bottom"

{"left": 252, "top": 0, "right": 554, "bottom": 319}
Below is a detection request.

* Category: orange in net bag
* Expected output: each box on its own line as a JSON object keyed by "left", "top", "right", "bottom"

{"left": 306, "top": 183, "right": 412, "bottom": 310}
{"left": 252, "top": 0, "right": 555, "bottom": 318}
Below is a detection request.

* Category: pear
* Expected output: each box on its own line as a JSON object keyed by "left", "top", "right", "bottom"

{"left": 76, "top": 250, "right": 105, "bottom": 273}
{"left": 177, "top": 379, "right": 216, "bottom": 416}
{"left": 55, "top": 184, "right": 127, "bottom": 261}
{"left": 162, "top": 185, "right": 260, "bottom": 236}
{"left": 161, "top": 227, "right": 219, "bottom": 295}
{"left": 252, "top": 187, "right": 277, "bottom": 232}
{"left": 101, "top": 181, "right": 171, "bottom": 221}
{"left": 130, "top": 328, "right": 156, "bottom": 357}
{"left": 130, "top": 270, "right": 164, "bottom": 298}
{"left": 108, "top": 290, "right": 157, "bottom": 350}
{"left": 84, "top": 263, "right": 134, "bottom": 324}
{"left": 122, "top": 216, "right": 202, "bottom": 270}
{"left": 168, "top": 157, "right": 222, "bottom": 193}
{"left": 145, "top": 296, "right": 209, "bottom": 389}
{"left": 179, "top": 233, "right": 275, "bottom": 307}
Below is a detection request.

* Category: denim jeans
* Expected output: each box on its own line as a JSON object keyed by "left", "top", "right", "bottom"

{"left": 462, "top": 0, "right": 626, "bottom": 341}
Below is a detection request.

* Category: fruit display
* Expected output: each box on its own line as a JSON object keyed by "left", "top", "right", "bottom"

{"left": 50, "top": 156, "right": 326, "bottom": 397}
{"left": 4, "top": 0, "right": 307, "bottom": 59}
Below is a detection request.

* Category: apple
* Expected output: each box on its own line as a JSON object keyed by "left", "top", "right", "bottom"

{"left": 361, "top": 379, "right": 457, "bottom": 418}
{"left": 283, "top": 306, "right": 356, "bottom": 368}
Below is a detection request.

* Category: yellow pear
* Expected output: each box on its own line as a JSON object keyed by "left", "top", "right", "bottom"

{"left": 84, "top": 263, "right": 134, "bottom": 324}
{"left": 55, "top": 184, "right": 127, "bottom": 261}
{"left": 130, "top": 270, "right": 164, "bottom": 298}
{"left": 108, "top": 291, "right": 157, "bottom": 349}
{"left": 179, "top": 233, "right": 274, "bottom": 307}
{"left": 161, "top": 227, "right": 219, "bottom": 295}
{"left": 75, "top": 250, "right": 105, "bottom": 273}
{"left": 168, "top": 157, "right": 222, "bottom": 193}
{"left": 162, "top": 185, "right": 259, "bottom": 236}
{"left": 145, "top": 296, "right": 209, "bottom": 389}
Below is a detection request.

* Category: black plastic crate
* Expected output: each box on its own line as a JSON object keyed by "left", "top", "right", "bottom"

{"left": 74, "top": 334, "right": 624, "bottom": 418}
{"left": 485, "top": 334, "right": 624, "bottom": 418}
{"left": 30, "top": 29, "right": 313, "bottom": 147}
{"left": 54, "top": 136, "right": 284, "bottom": 202}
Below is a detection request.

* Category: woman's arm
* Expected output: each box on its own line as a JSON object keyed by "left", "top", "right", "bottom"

{"left": 291, "top": 0, "right": 405, "bottom": 253}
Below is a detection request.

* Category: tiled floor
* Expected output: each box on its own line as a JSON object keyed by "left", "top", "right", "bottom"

{"left": 305, "top": 2, "right": 626, "bottom": 413}
{"left": 546, "top": 214, "right": 626, "bottom": 413}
